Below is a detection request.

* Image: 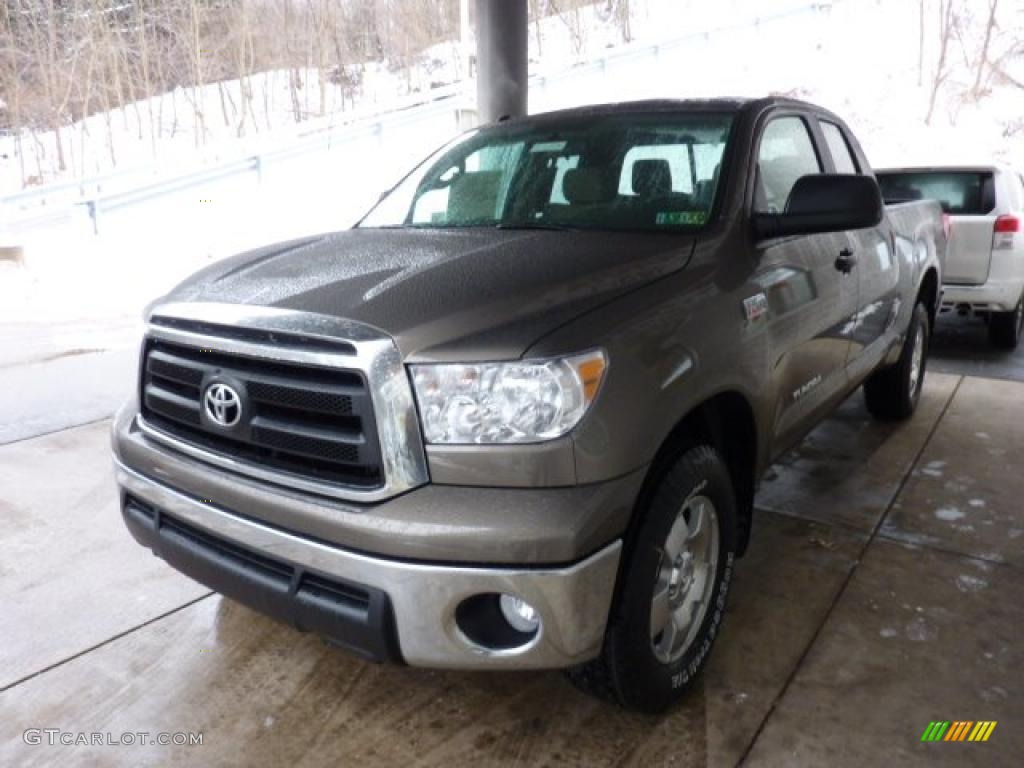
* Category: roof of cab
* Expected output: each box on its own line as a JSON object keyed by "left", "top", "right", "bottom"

{"left": 493, "top": 96, "right": 830, "bottom": 125}
{"left": 877, "top": 164, "right": 1017, "bottom": 174}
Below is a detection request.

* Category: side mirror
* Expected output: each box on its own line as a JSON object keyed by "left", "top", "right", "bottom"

{"left": 753, "top": 174, "right": 883, "bottom": 240}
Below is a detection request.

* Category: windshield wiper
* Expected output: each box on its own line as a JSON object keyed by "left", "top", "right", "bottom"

{"left": 495, "top": 221, "right": 579, "bottom": 231}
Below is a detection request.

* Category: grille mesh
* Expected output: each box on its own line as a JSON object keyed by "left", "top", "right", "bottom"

{"left": 250, "top": 426, "right": 361, "bottom": 464}
{"left": 247, "top": 380, "right": 354, "bottom": 416}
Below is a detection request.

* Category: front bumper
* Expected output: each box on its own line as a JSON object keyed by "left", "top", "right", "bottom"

{"left": 113, "top": 405, "right": 643, "bottom": 565}
{"left": 115, "top": 460, "right": 621, "bottom": 669}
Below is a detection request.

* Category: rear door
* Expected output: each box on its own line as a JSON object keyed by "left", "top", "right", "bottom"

{"left": 877, "top": 169, "right": 996, "bottom": 284}
{"left": 751, "top": 114, "right": 859, "bottom": 456}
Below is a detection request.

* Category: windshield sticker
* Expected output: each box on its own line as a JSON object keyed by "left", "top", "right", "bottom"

{"left": 530, "top": 141, "right": 568, "bottom": 153}
{"left": 656, "top": 211, "right": 707, "bottom": 226}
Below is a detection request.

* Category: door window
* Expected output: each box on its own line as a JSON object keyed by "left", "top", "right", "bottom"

{"left": 754, "top": 117, "right": 822, "bottom": 213}
{"left": 821, "top": 122, "right": 859, "bottom": 174}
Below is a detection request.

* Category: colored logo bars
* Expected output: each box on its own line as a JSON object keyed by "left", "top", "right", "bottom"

{"left": 921, "top": 721, "right": 997, "bottom": 742}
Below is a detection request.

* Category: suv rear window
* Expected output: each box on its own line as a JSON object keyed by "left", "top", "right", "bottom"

{"left": 876, "top": 171, "right": 996, "bottom": 214}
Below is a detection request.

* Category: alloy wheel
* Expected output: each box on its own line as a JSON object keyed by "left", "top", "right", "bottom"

{"left": 650, "top": 494, "right": 720, "bottom": 664}
{"left": 909, "top": 323, "right": 925, "bottom": 398}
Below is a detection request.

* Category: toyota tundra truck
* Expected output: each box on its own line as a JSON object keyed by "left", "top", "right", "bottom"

{"left": 112, "top": 97, "right": 945, "bottom": 712}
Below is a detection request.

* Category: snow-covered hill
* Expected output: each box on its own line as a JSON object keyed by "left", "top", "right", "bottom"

{"left": 3, "top": 0, "right": 1020, "bottom": 194}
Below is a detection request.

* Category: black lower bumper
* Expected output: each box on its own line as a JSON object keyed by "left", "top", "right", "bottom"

{"left": 122, "top": 494, "right": 402, "bottom": 663}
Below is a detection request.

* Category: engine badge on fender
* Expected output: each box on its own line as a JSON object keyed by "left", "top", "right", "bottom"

{"left": 743, "top": 293, "right": 769, "bottom": 324}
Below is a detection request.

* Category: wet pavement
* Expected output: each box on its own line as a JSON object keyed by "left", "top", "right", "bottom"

{"left": 0, "top": 316, "right": 140, "bottom": 444}
{"left": 930, "top": 311, "right": 1024, "bottom": 384}
{"left": 1, "top": 368, "right": 1020, "bottom": 767}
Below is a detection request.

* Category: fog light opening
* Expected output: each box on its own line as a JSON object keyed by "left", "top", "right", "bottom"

{"left": 455, "top": 593, "right": 541, "bottom": 651}
{"left": 499, "top": 594, "right": 541, "bottom": 633}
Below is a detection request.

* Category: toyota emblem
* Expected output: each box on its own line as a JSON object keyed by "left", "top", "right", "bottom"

{"left": 204, "top": 382, "right": 242, "bottom": 428}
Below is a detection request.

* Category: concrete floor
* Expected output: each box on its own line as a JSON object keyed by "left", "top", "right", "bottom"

{"left": 1, "top": 368, "right": 1020, "bottom": 767}
{"left": 930, "top": 311, "right": 1024, "bottom": 383}
{"left": 0, "top": 317, "right": 139, "bottom": 444}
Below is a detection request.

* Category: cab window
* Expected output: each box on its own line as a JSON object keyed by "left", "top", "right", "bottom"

{"left": 754, "top": 116, "right": 822, "bottom": 214}
{"left": 821, "top": 121, "right": 859, "bottom": 174}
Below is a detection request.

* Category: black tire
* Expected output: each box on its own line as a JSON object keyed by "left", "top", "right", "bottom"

{"left": 566, "top": 444, "right": 738, "bottom": 713}
{"left": 988, "top": 298, "right": 1023, "bottom": 350}
{"left": 863, "top": 302, "right": 930, "bottom": 421}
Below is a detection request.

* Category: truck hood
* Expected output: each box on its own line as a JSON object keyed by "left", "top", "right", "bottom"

{"left": 163, "top": 227, "right": 695, "bottom": 361}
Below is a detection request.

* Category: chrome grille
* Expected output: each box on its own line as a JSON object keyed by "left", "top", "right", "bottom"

{"left": 141, "top": 338, "right": 383, "bottom": 488}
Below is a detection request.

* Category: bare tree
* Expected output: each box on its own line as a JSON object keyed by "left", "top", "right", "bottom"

{"left": 988, "top": 36, "right": 1024, "bottom": 90}
{"left": 925, "top": 0, "right": 956, "bottom": 125}
{"left": 528, "top": 0, "right": 544, "bottom": 56}
{"left": 918, "top": 0, "right": 925, "bottom": 86}
{"left": 972, "top": 0, "right": 998, "bottom": 97}
{"left": 550, "top": 0, "right": 586, "bottom": 55}
{"left": 615, "top": 0, "right": 631, "bottom": 43}
{"left": 189, "top": 0, "right": 206, "bottom": 146}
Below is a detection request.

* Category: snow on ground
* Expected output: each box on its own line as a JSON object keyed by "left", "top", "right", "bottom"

{"left": 0, "top": 0, "right": 1021, "bottom": 325}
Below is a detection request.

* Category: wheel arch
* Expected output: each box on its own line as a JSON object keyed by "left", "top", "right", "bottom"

{"left": 918, "top": 266, "right": 940, "bottom": 330}
{"left": 635, "top": 391, "right": 759, "bottom": 557}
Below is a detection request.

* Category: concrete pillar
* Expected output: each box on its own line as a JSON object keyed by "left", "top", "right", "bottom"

{"left": 475, "top": 0, "right": 528, "bottom": 123}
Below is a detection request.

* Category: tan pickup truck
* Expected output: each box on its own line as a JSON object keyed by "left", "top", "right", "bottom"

{"left": 113, "top": 97, "right": 945, "bottom": 711}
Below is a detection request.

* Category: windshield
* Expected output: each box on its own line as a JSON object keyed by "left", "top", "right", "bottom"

{"left": 359, "top": 113, "right": 734, "bottom": 233}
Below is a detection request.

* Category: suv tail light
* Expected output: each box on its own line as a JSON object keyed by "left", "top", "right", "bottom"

{"left": 994, "top": 214, "right": 1021, "bottom": 233}
{"left": 993, "top": 214, "right": 1020, "bottom": 250}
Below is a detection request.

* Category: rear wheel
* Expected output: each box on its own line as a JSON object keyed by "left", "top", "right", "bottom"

{"left": 566, "top": 444, "right": 737, "bottom": 713}
{"left": 864, "top": 302, "right": 929, "bottom": 421}
{"left": 988, "top": 297, "right": 1023, "bottom": 349}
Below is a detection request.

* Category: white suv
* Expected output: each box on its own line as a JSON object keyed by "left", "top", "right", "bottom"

{"left": 878, "top": 164, "right": 1024, "bottom": 348}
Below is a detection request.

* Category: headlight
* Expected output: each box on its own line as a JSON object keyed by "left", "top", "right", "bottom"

{"left": 410, "top": 350, "right": 607, "bottom": 444}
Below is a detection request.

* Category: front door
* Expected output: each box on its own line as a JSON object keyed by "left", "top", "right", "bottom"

{"left": 751, "top": 115, "right": 859, "bottom": 456}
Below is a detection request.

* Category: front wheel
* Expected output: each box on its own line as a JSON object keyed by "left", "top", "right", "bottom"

{"left": 863, "top": 302, "right": 930, "bottom": 421}
{"left": 988, "top": 297, "right": 1023, "bottom": 349}
{"left": 566, "top": 444, "right": 737, "bottom": 713}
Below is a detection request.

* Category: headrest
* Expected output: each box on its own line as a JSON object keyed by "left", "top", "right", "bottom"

{"left": 632, "top": 159, "right": 673, "bottom": 197}
{"left": 447, "top": 171, "right": 502, "bottom": 221}
{"left": 887, "top": 185, "right": 923, "bottom": 202}
{"left": 563, "top": 167, "right": 616, "bottom": 204}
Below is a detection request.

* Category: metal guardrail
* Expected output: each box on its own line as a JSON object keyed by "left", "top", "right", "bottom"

{"left": 83, "top": 156, "right": 261, "bottom": 234}
{"left": 0, "top": 165, "right": 145, "bottom": 209}
{"left": 78, "top": 93, "right": 471, "bottom": 234}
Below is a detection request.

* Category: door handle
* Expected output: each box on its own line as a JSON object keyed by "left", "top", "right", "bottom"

{"left": 834, "top": 248, "right": 857, "bottom": 274}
